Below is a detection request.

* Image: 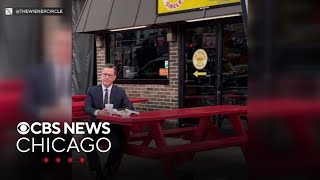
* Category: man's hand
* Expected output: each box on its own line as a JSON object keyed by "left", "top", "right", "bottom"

{"left": 98, "top": 109, "right": 111, "bottom": 116}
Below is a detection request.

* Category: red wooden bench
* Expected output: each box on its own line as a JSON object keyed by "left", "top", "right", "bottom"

{"left": 0, "top": 80, "right": 25, "bottom": 147}
{"left": 250, "top": 99, "right": 320, "bottom": 178}
{"left": 0, "top": 80, "right": 25, "bottom": 126}
{"left": 72, "top": 95, "right": 86, "bottom": 102}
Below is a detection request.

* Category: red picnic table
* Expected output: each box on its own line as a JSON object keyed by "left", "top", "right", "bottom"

{"left": 72, "top": 97, "right": 149, "bottom": 121}
{"left": 72, "top": 98, "right": 149, "bottom": 109}
{"left": 184, "top": 94, "right": 248, "bottom": 100}
{"left": 0, "top": 80, "right": 24, "bottom": 125}
{"left": 72, "top": 95, "right": 86, "bottom": 102}
{"left": 97, "top": 105, "right": 247, "bottom": 180}
{"left": 250, "top": 99, "right": 320, "bottom": 177}
{"left": 0, "top": 92, "right": 23, "bottom": 126}
{"left": 72, "top": 94, "right": 149, "bottom": 102}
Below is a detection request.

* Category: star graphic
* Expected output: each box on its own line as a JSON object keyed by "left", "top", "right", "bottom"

{"left": 79, "top": 157, "right": 86, "bottom": 163}
{"left": 67, "top": 157, "right": 73, "bottom": 163}
{"left": 43, "top": 157, "right": 49, "bottom": 163}
{"left": 55, "top": 157, "right": 61, "bottom": 163}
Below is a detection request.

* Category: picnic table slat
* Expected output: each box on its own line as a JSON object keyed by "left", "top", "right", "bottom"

{"left": 125, "top": 136, "right": 247, "bottom": 158}
{"left": 97, "top": 105, "right": 247, "bottom": 123}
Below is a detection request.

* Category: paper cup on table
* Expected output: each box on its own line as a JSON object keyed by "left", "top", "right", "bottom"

{"left": 104, "top": 104, "right": 114, "bottom": 115}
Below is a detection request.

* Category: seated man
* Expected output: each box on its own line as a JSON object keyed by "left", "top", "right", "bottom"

{"left": 84, "top": 63, "right": 133, "bottom": 180}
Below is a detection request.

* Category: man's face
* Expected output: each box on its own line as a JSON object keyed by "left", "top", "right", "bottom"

{"left": 50, "top": 30, "right": 72, "bottom": 65}
{"left": 101, "top": 67, "right": 116, "bottom": 87}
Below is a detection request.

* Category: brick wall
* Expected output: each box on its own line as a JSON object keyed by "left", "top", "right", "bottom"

{"left": 95, "top": 34, "right": 179, "bottom": 112}
{"left": 96, "top": 35, "right": 106, "bottom": 78}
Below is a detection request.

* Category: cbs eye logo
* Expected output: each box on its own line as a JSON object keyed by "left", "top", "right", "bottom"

{"left": 17, "top": 122, "right": 30, "bottom": 135}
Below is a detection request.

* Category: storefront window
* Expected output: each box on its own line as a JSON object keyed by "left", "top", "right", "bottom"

{"left": 109, "top": 28, "right": 169, "bottom": 83}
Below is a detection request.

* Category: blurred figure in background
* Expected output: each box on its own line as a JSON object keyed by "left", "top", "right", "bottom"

{"left": 1, "top": 1, "right": 73, "bottom": 180}
{"left": 19, "top": 25, "right": 72, "bottom": 180}
{"left": 22, "top": 25, "right": 72, "bottom": 122}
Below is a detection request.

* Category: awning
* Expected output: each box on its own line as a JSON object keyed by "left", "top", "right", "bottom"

{"left": 74, "top": 0, "right": 242, "bottom": 33}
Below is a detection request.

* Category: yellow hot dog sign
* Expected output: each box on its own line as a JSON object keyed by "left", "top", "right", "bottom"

{"left": 158, "top": 0, "right": 240, "bottom": 15}
{"left": 193, "top": 49, "right": 208, "bottom": 70}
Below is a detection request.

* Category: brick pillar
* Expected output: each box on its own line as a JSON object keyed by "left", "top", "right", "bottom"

{"left": 96, "top": 34, "right": 105, "bottom": 81}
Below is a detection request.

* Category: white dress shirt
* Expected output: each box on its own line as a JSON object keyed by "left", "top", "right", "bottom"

{"left": 94, "top": 84, "right": 113, "bottom": 116}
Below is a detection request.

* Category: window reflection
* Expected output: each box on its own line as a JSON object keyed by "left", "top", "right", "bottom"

{"left": 222, "top": 23, "right": 248, "bottom": 105}
{"left": 109, "top": 28, "right": 169, "bottom": 80}
{"left": 184, "top": 25, "right": 217, "bottom": 108}
{"left": 184, "top": 26, "right": 217, "bottom": 88}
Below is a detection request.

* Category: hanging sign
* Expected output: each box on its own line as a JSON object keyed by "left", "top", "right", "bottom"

{"left": 164, "top": 60, "right": 169, "bottom": 68}
{"left": 159, "top": 68, "right": 168, "bottom": 76}
{"left": 192, "top": 49, "right": 208, "bottom": 70}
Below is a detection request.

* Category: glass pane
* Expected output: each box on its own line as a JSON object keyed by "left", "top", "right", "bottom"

{"left": 184, "top": 25, "right": 217, "bottom": 108}
{"left": 222, "top": 23, "right": 248, "bottom": 105}
{"left": 109, "top": 28, "right": 169, "bottom": 80}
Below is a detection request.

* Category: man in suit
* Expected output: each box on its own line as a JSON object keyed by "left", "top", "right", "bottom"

{"left": 22, "top": 26, "right": 71, "bottom": 122}
{"left": 21, "top": 26, "right": 72, "bottom": 179}
{"left": 84, "top": 63, "right": 133, "bottom": 180}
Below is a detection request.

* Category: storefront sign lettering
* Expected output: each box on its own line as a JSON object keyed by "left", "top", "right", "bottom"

{"left": 163, "top": 0, "right": 184, "bottom": 10}
{"left": 158, "top": 0, "right": 240, "bottom": 15}
{"left": 192, "top": 49, "right": 208, "bottom": 70}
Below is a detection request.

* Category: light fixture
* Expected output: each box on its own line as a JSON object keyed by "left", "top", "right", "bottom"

{"left": 186, "top": 13, "right": 241, "bottom": 22}
{"left": 109, "top": 25, "right": 147, "bottom": 32}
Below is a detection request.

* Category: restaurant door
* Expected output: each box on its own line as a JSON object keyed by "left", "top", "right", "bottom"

{"left": 179, "top": 19, "right": 248, "bottom": 127}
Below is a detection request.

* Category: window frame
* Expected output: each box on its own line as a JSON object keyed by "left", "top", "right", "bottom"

{"left": 105, "top": 27, "right": 170, "bottom": 85}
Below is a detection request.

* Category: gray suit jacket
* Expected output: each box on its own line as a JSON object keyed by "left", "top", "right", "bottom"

{"left": 84, "top": 84, "right": 133, "bottom": 122}
{"left": 22, "top": 63, "right": 59, "bottom": 121}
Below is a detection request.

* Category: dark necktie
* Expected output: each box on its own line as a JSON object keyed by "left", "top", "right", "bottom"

{"left": 104, "top": 89, "right": 109, "bottom": 105}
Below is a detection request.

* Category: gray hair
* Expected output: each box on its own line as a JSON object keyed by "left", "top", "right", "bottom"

{"left": 103, "top": 63, "right": 117, "bottom": 75}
